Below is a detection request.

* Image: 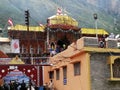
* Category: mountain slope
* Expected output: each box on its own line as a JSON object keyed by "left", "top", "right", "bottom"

{"left": 0, "top": 0, "right": 120, "bottom": 34}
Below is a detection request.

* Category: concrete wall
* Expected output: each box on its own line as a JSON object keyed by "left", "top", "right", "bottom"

{"left": 76, "top": 37, "right": 98, "bottom": 50}
{"left": 106, "top": 39, "right": 117, "bottom": 48}
{"left": 44, "top": 53, "right": 91, "bottom": 90}
{"left": 0, "top": 43, "right": 11, "bottom": 53}
{"left": 90, "top": 53, "right": 120, "bottom": 90}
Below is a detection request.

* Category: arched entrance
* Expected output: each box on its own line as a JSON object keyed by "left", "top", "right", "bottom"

{"left": 57, "top": 36, "right": 70, "bottom": 51}
{"left": 3, "top": 69, "right": 30, "bottom": 84}
{"left": 0, "top": 65, "right": 43, "bottom": 87}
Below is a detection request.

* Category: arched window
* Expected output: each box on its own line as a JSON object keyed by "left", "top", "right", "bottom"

{"left": 108, "top": 56, "right": 120, "bottom": 81}
{"left": 113, "top": 58, "right": 120, "bottom": 78}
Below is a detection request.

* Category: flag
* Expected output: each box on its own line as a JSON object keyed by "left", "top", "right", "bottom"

{"left": 57, "top": 8, "right": 62, "bottom": 15}
{"left": 8, "top": 18, "right": 13, "bottom": 26}
{"left": 11, "top": 39, "right": 20, "bottom": 53}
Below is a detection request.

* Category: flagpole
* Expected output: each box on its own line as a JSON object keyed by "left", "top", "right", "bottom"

{"left": 2, "top": 19, "right": 10, "bottom": 37}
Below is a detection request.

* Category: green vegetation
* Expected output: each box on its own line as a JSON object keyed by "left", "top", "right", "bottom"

{"left": 0, "top": 0, "right": 120, "bottom": 35}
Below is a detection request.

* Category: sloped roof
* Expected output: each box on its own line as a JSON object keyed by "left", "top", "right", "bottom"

{"left": 0, "top": 50, "right": 8, "bottom": 58}
{"left": 48, "top": 14, "right": 78, "bottom": 27}
{"left": 81, "top": 28, "right": 109, "bottom": 35}
{"left": 0, "top": 37, "right": 10, "bottom": 42}
{"left": 9, "top": 55, "right": 24, "bottom": 64}
{"left": 9, "top": 25, "right": 45, "bottom": 32}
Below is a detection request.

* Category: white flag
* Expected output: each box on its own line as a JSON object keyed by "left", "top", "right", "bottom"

{"left": 11, "top": 39, "right": 20, "bottom": 53}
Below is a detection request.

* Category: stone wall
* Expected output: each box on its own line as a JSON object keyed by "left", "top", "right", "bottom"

{"left": 106, "top": 39, "right": 117, "bottom": 48}
{"left": 84, "top": 37, "right": 98, "bottom": 47}
{"left": 90, "top": 53, "right": 120, "bottom": 90}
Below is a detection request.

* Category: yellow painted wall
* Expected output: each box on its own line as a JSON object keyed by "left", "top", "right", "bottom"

{"left": 43, "top": 53, "right": 91, "bottom": 90}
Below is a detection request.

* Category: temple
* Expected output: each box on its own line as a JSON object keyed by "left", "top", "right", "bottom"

{"left": 1, "top": 10, "right": 120, "bottom": 90}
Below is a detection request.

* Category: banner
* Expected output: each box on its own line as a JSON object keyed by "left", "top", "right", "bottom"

{"left": 11, "top": 39, "right": 20, "bottom": 53}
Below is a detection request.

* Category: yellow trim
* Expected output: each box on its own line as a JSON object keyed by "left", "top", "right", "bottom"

{"left": 87, "top": 53, "right": 91, "bottom": 90}
{"left": 83, "top": 47, "right": 120, "bottom": 53}
{"left": 110, "top": 63, "right": 113, "bottom": 78}
{"left": 9, "top": 24, "right": 45, "bottom": 32}
{"left": 108, "top": 78, "right": 120, "bottom": 81}
{"left": 70, "top": 47, "right": 120, "bottom": 59}
{"left": 107, "top": 55, "right": 120, "bottom": 81}
{"left": 81, "top": 28, "right": 109, "bottom": 35}
{"left": 108, "top": 56, "right": 120, "bottom": 64}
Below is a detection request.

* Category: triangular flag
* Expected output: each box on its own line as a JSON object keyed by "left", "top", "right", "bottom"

{"left": 57, "top": 8, "right": 62, "bottom": 15}
{"left": 8, "top": 18, "right": 13, "bottom": 26}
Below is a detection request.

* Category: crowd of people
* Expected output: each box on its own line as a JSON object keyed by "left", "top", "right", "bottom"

{"left": 0, "top": 80, "right": 36, "bottom": 90}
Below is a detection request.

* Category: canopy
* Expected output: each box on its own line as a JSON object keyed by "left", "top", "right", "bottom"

{"left": 81, "top": 28, "right": 109, "bottom": 35}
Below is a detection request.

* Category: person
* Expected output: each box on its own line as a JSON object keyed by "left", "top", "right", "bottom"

{"left": 27, "top": 79, "right": 35, "bottom": 90}
{"left": 44, "top": 82, "right": 48, "bottom": 90}
{"left": 48, "top": 80, "right": 54, "bottom": 90}
{"left": 3, "top": 81, "right": 10, "bottom": 90}
{"left": 109, "top": 33, "right": 115, "bottom": 38}
{"left": 99, "top": 38, "right": 105, "bottom": 48}
{"left": 27, "top": 86, "right": 35, "bottom": 90}
{"left": 9, "top": 80, "right": 15, "bottom": 90}
{"left": 20, "top": 80, "right": 27, "bottom": 90}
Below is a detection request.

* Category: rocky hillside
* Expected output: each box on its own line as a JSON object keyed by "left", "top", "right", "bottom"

{"left": 0, "top": 0, "right": 120, "bottom": 34}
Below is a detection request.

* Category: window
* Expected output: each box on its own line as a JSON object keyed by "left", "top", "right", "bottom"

{"left": 74, "top": 62, "right": 80, "bottom": 76}
{"left": 113, "top": 59, "right": 120, "bottom": 78}
{"left": 49, "top": 71, "right": 54, "bottom": 79}
{"left": 63, "top": 66, "right": 67, "bottom": 85}
{"left": 56, "top": 69, "right": 60, "bottom": 80}
{"left": 108, "top": 56, "right": 120, "bottom": 81}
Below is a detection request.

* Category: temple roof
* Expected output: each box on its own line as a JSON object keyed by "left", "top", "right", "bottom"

{"left": 48, "top": 14, "right": 78, "bottom": 27}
